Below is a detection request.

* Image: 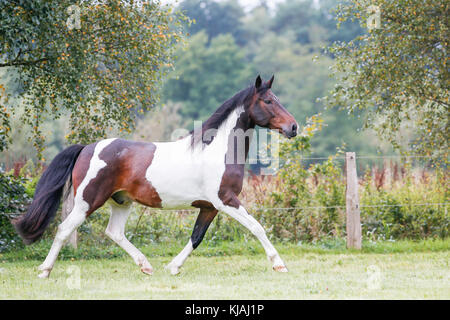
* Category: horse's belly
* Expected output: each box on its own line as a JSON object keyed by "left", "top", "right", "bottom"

{"left": 145, "top": 143, "right": 205, "bottom": 208}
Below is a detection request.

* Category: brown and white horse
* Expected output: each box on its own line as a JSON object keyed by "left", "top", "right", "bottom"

{"left": 14, "top": 75, "right": 298, "bottom": 278}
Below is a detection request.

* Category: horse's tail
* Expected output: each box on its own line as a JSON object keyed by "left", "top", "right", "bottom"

{"left": 14, "top": 144, "right": 85, "bottom": 245}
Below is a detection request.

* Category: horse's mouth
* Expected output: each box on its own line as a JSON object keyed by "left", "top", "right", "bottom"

{"left": 278, "top": 128, "right": 297, "bottom": 139}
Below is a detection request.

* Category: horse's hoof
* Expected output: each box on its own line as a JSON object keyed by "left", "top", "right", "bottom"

{"left": 273, "top": 265, "right": 288, "bottom": 273}
{"left": 38, "top": 269, "right": 51, "bottom": 278}
{"left": 165, "top": 263, "right": 180, "bottom": 276}
{"left": 140, "top": 267, "right": 153, "bottom": 275}
{"left": 169, "top": 267, "right": 180, "bottom": 276}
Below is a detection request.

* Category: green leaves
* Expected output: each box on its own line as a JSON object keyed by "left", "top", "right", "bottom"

{"left": 0, "top": 170, "right": 31, "bottom": 252}
{"left": 162, "top": 31, "right": 252, "bottom": 123}
{"left": 325, "top": 0, "right": 449, "bottom": 158}
{"left": 0, "top": 0, "right": 188, "bottom": 157}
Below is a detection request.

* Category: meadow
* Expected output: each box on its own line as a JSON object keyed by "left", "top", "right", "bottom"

{"left": 0, "top": 239, "right": 449, "bottom": 299}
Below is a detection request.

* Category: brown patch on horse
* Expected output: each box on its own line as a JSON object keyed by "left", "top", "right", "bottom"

{"left": 190, "top": 200, "right": 218, "bottom": 249}
{"left": 218, "top": 110, "right": 253, "bottom": 209}
{"left": 71, "top": 139, "right": 162, "bottom": 215}
{"left": 191, "top": 200, "right": 216, "bottom": 210}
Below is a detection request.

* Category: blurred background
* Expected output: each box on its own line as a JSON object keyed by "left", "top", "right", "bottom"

{"left": 0, "top": 0, "right": 391, "bottom": 167}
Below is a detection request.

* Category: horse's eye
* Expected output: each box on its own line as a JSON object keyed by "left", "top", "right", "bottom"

{"left": 264, "top": 100, "right": 272, "bottom": 104}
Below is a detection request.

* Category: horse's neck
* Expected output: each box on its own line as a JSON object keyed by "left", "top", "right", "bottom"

{"left": 214, "top": 106, "right": 254, "bottom": 163}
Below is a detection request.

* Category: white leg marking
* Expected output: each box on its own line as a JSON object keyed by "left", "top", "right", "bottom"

{"left": 38, "top": 138, "right": 117, "bottom": 278}
{"left": 38, "top": 203, "right": 87, "bottom": 278}
{"left": 216, "top": 204, "right": 288, "bottom": 272}
{"left": 166, "top": 239, "right": 193, "bottom": 275}
{"left": 106, "top": 204, "right": 153, "bottom": 275}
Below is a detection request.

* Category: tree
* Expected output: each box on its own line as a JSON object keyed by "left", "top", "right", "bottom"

{"left": 162, "top": 31, "right": 252, "bottom": 123}
{"left": 324, "top": 0, "right": 449, "bottom": 157}
{"left": 272, "top": 0, "right": 318, "bottom": 44}
{"left": 178, "top": 0, "right": 245, "bottom": 45}
{"left": 132, "top": 101, "right": 187, "bottom": 142}
{"left": 272, "top": 0, "right": 362, "bottom": 46}
{"left": 0, "top": 0, "right": 187, "bottom": 157}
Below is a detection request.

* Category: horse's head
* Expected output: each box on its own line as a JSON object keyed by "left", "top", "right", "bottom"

{"left": 248, "top": 75, "right": 298, "bottom": 138}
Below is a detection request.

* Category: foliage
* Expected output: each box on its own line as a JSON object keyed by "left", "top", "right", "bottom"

{"left": 0, "top": 0, "right": 187, "bottom": 157}
{"left": 249, "top": 31, "right": 377, "bottom": 155}
{"left": 179, "top": 0, "right": 245, "bottom": 44}
{"left": 242, "top": 116, "right": 448, "bottom": 242}
{"left": 162, "top": 31, "right": 252, "bottom": 123}
{"left": 248, "top": 115, "right": 347, "bottom": 242}
{"left": 163, "top": 0, "right": 378, "bottom": 155}
{"left": 360, "top": 165, "right": 449, "bottom": 240}
{"left": 131, "top": 101, "right": 187, "bottom": 142}
{"left": 323, "top": 0, "right": 449, "bottom": 157}
{"left": 0, "top": 170, "right": 31, "bottom": 252}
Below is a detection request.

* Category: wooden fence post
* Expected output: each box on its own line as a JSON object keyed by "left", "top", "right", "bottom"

{"left": 346, "top": 152, "right": 362, "bottom": 249}
{"left": 62, "top": 182, "right": 77, "bottom": 248}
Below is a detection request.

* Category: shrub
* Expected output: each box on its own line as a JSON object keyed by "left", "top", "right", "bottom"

{"left": 0, "top": 169, "right": 31, "bottom": 252}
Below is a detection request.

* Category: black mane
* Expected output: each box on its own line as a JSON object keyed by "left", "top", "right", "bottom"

{"left": 191, "top": 85, "right": 256, "bottom": 146}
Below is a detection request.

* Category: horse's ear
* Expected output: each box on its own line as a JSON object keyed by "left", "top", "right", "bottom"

{"left": 255, "top": 75, "right": 262, "bottom": 89}
{"left": 267, "top": 75, "right": 274, "bottom": 88}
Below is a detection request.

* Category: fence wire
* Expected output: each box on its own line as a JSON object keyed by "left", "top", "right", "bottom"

{"left": 138, "top": 202, "right": 448, "bottom": 214}
{"left": 249, "top": 154, "right": 445, "bottom": 162}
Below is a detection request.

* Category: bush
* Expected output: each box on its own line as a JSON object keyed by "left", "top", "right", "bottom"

{"left": 242, "top": 116, "right": 448, "bottom": 242}
{"left": 0, "top": 169, "right": 31, "bottom": 252}
{"left": 360, "top": 165, "right": 449, "bottom": 240}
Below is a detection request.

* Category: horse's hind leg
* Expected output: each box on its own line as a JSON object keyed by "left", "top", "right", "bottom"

{"left": 38, "top": 203, "right": 87, "bottom": 278}
{"left": 106, "top": 202, "right": 153, "bottom": 275}
{"left": 166, "top": 206, "right": 218, "bottom": 275}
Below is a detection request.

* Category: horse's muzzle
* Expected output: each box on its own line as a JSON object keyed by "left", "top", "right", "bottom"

{"left": 283, "top": 123, "right": 297, "bottom": 139}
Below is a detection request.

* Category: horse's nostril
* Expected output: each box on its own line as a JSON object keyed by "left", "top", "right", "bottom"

{"left": 292, "top": 123, "right": 297, "bottom": 133}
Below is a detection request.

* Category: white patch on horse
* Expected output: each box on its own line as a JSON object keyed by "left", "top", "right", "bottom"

{"left": 38, "top": 138, "right": 117, "bottom": 277}
{"left": 146, "top": 107, "right": 245, "bottom": 209}
{"left": 75, "top": 138, "right": 117, "bottom": 212}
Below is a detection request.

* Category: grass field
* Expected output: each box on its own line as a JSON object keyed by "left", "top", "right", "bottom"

{"left": 0, "top": 239, "right": 449, "bottom": 299}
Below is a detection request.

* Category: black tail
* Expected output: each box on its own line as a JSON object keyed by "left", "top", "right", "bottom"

{"left": 14, "top": 144, "right": 85, "bottom": 244}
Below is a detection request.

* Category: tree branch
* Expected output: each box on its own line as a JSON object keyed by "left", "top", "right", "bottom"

{"left": 0, "top": 57, "right": 48, "bottom": 68}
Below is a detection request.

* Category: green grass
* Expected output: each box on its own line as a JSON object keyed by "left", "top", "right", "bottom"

{"left": 0, "top": 239, "right": 449, "bottom": 299}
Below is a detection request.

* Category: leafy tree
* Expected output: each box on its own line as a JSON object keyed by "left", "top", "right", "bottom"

{"left": 272, "top": 0, "right": 318, "bottom": 44}
{"left": 132, "top": 101, "right": 187, "bottom": 142}
{"left": 318, "top": 0, "right": 363, "bottom": 43}
{"left": 272, "top": 0, "right": 362, "bottom": 46}
{"left": 179, "top": 0, "right": 245, "bottom": 45}
{"left": 240, "top": 3, "right": 272, "bottom": 47}
{"left": 0, "top": 0, "right": 186, "bottom": 157}
{"left": 0, "top": 170, "right": 31, "bottom": 251}
{"left": 162, "top": 31, "right": 252, "bottom": 123}
{"left": 324, "top": 0, "right": 449, "bottom": 157}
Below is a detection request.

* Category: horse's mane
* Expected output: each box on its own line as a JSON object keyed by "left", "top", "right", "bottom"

{"left": 190, "top": 85, "right": 256, "bottom": 146}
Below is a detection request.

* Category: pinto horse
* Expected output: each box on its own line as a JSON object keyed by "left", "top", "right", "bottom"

{"left": 14, "top": 75, "right": 298, "bottom": 278}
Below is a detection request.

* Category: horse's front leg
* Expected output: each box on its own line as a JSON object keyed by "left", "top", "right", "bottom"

{"left": 214, "top": 194, "right": 288, "bottom": 272}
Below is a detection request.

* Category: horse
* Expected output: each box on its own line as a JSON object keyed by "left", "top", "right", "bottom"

{"left": 13, "top": 75, "right": 298, "bottom": 278}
